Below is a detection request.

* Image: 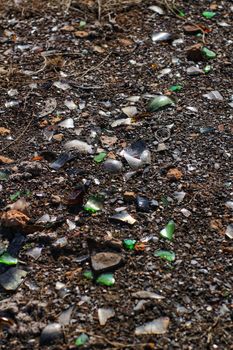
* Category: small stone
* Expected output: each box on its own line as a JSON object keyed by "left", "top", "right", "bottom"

{"left": 40, "top": 323, "right": 62, "bottom": 345}
{"left": 1, "top": 210, "right": 30, "bottom": 228}
{"left": 187, "top": 66, "right": 204, "bottom": 76}
{"left": 167, "top": 168, "right": 183, "bottom": 181}
{"left": 123, "top": 191, "right": 136, "bottom": 202}
{"left": 91, "top": 252, "right": 122, "bottom": 272}
{"left": 53, "top": 134, "right": 64, "bottom": 141}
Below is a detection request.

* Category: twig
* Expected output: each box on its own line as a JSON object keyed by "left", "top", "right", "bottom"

{"left": 78, "top": 52, "right": 112, "bottom": 79}
{"left": 0, "top": 115, "right": 34, "bottom": 153}
{"left": 97, "top": 0, "right": 102, "bottom": 21}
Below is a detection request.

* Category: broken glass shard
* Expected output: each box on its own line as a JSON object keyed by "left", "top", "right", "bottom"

{"left": 58, "top": 118, "right": 74, "bottom": 129}
{"left": 111, "top": 118, "right": 132, "bottom": 127}
{"left": 122, "top": 106, "right": 138, "bottom": 118}
{"left": 225, "top": 201, "right": 233, "bottom": 210}
{"left": 10, "top": 191, "right": 21, "bottom": 202}
{"left": 187, "top": 66, "right": 203, "bottom": 75}
{"left": 123, "top": 239, "right": 137, "bottom": 250}
{"left": 201, "top": 47, "right": 216, "bottom": 59}
{"left": 98, "top": 308, "right": 115, "bottom": 326}
{"left": 53, "top": 81, "right": 70, "bottom": 90}
{"left": 149, "top": 5, "right": 164, "bottom": 15}
{"left": 180, "top": 208, "right": 191, "bottom": 217}
{"left": 152, "top": 32, "right": 173, "bottom": 42}
{"left": 40, "top": 323, "right": 62, "bottom": 345}
{"left": 225, "top": 224, "right": 233, "bottom": 239}
{"left": 83, "top": 270, "right": 93, "bottom": 280}
{"left": 136, "top": 196, "right": 150, "bottom": 212}
{"left": 94, "top": 152, "right": 107, "bottom": 163}
{"left": 103, "top": 159, "right": 123, "bottom": 173}
{"left": 160, "top": 220, "right": 175, "bottom": 240}
{"left": 154, "top": 250, "right": 175, "bottom": 262}
{"left": 64, "top": 140, "right": 94, "bottom": 154}
{"left": 96, "top": 273, "right": 115, "bottom": 286}
{"left": 121, "top": 140, "right": 151, "bottom": 169}
{"left": 202, "top": 11, "right": 216, "bottom": 19}
{"left": 169, "top": 85, "right": 182, "bottom": 92}
{"left": 147, "top": 95, "right": 174, "bottom": 112}
{"left": 58, "top": 305, "right": 74, "bottom": 326}
{"left": 84, "top": 195, "right": 104, "bottom": 213}
{"left": 173, "top": 191, "right": 186, "bottom": 204}
{"left": 26, "top": 247, "right": 43, "bottom": 260}
{"left": 50, "top": 153, "right": 73, "bottom": 170}
{"left": 203, "top": 91, "right": 223, "bottom": 101}
{"left": 0, "top": 267, "right": 27, "bottom": 291}
{"left": 0, "top": 252, "right": 18, "bottom": 266}
{"left": 39, "top": 98, "right": 57, "bottom": 118}
{"left": 135, "top": 317, "right": 170, "bottom": 335}
{"left": 110, "top": 211, "right": 136, "bottom": 225}
{"left": 75, "top": 333, "right": 89, "bottom": 347}
{"left": 64, "top": 99, "right": 77, "bottom": 110}
{"left": 204, "top": 65, "right": 212, "bottom": 73}
{"left": 158, "top": 68, "right": 171, "bottom": 78}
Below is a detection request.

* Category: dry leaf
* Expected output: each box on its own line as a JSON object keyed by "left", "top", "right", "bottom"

{"left": 0, "top": 155, "right": 14, "bottom": 164}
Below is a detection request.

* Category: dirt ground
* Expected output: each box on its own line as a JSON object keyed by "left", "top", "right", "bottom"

{"left": 0, "top": 1, "right": 232, "bottom": 349}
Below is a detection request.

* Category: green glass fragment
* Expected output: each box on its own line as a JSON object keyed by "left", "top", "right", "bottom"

{"left": 75, "top": 333, "right": 89, "bottom": 347}
{"left": 83, "top": 270, "right": 93, "bottom": 280}
{"left": 202, "top": 11, "right": 216, "bottom": 19}
{"left": 84, "top": 195, "right": 104, "bottom": 213}
{"left": 123, "top": 239, "right": 137, "bottom": 250}
{"left": 178, "top": 10, "right": 185, "bottom": 17}
{"left": 10, "top": 191, "right": 21, "bottom": 202}
{"left": 0, "top": 252, "right": 18, "bottom": 266}
{"left": 160, "top": 220, "right": 175, "bottom": 240}
{"left": 201, "top": 47, "right": 216, "bottom": 59}
{"left": 0, "top": 171, "right": 9, "bottom": 181}
{"left": 147, "top": 95, "right": 174, "bottom": 112}
{"left": 154, "top": 250, "right": 175, "bottom": 262}
{"left": 94, "top": 152, "right": 107, "bottom": 163}
{"left": 79, "top": 20, "right": 86, "bottom": 29}
{"left": 204, "top": 65, "right": 212, "bottom": 73}
{"left": 96, "top": 273, "right": 115, "bottom": 286}
{"left": 169, "top": 85, "right": 182, "bottom": 92}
